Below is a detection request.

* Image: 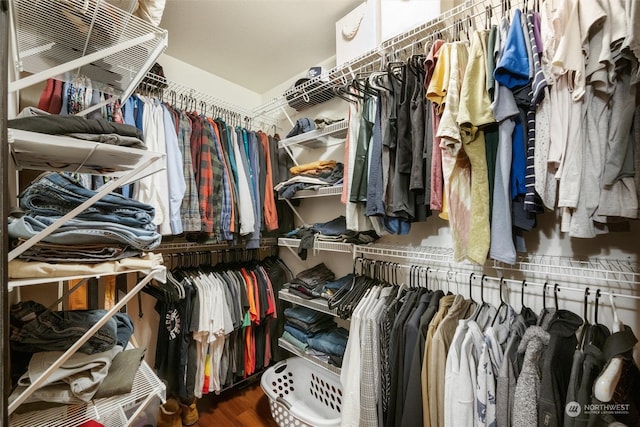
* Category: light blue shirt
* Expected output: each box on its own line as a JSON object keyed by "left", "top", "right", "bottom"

{"left": 162, "top": 104, "right": 186, "bottom": 235}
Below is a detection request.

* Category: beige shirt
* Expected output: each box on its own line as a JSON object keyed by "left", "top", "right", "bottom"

{"left": 428, "top": 295, "right": 476, "bottom": 427}
{"left": 421, "top": 294, "right": 456, "bottom": 427}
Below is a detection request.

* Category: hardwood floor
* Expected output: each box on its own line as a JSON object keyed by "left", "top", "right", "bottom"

{"left": 192, "top": 380, "right": 278, "bottom": 427}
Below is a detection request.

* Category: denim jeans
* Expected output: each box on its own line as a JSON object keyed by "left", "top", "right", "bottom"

{"left": 323, "top": 274, "right": 354, "bottom": 292}
{"left": 284, "top": 323, "right": 310, "bottom": 343}
{"left": 10, "top": 300, "right": 118, "bottom": 355}
{"left": 313, "top": 215, "right": 347, "bottom": 236}
{"left": 284, "top": 306, "right": 332, "bottom": 325}
{"left": 9, "top": 215, "right": 162, "bottom": 251}
{"left": 20, "top": 172, "right": 156, "bottom": 230}
{"left": 15, "top": 239, "right": 141, "bottom": 263}
{"left": 307, "top": 327, "right": 349, "bottom": 356}
{"left": 286, "top": 317, "right": 336, "bottom": 334}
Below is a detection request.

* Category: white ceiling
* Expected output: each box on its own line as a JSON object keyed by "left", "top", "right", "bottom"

{"left": 159, "top": 0, "right": 362, "bottom": 94}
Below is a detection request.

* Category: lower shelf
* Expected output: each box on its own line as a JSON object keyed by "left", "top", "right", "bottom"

{"left": 278, "top": 337, "right": 341, "bottom": 376}
{"left": 9, "top": 359, "right": 166, "bottom": 427}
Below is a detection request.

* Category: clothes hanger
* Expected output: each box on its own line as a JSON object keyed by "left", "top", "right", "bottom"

{"left": 594, "top": 293, "right": 624, "bottom": 402}
{"left": 577, "top": 287, "right": 590, "bottom": 349}
{"left": 473, "top": 274, "right": 490, "bottom": 321}
{"left": 520, "top": 280, "right": 528, "bottom": 312}
{"left": 468, "top": 273, "right": 477, "bottom": 304}
{"left": 594, "top": 289, "right": 601, "bottom": 325}
{"left": 554, "top": 283, "right": 560, "bottom": 310}
{"left": 491, "top": 277, "right": 508, "bottom": 327}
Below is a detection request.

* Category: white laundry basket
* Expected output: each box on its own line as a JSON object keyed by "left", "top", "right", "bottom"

{"left": 261, "top": 357, "right": 343, "bottom": 427}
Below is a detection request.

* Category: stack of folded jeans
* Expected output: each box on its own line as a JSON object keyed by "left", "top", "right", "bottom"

{"left": 307, "top": 327, "right": 349, "bottom": 366}
{"left": 8, "top": 172, "right": 161, "bottom": 262}
{"left": 283, "top": 307, "right": 334, "bottom": 344}
{"left": 287, "top": 263, "right": 335, "bottom": 299}
{"left": 282, "top": 306, "right": 349, "bottom": 367}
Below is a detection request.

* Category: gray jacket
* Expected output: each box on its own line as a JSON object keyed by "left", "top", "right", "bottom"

{"left": 513, "top": 326, "right": 550, "bottom": 427}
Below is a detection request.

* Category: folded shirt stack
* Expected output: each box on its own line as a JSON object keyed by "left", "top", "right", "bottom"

{"left": 274, "top": 161, "right": 344, "bottom": 200}
{"left": 284, "top": 216, "right": 380, "bottom": 260}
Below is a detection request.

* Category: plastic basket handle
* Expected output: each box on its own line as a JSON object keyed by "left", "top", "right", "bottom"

{"left": 276, "top": 396, "right": 293, "bottom": 411}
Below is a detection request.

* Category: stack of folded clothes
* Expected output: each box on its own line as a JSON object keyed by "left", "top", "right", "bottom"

{"left": 8, "top": 112, "right": 146, "bottom": 149}
{"left": 8, "top": 172, "right": 162, "bottom": 263}
{"left": 274, "top": 160, "right": 344, "bottom": 200}
{"left": 284, "top": 215, "right": 379, "bottom": 259}
{"left": 282, "top": 306, "right": 348, "bottom": 367}
{"left": 286, "top": 263, "right": 335, "bottom": 299}
{"left": 9, "top": 301, "right": 145, "bottom": 409}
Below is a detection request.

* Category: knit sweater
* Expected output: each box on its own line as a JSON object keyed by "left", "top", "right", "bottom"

{"left": 513, "top": 326, "right": 550, "bottom": 427}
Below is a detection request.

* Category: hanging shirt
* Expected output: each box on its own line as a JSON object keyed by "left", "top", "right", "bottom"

{"left": 161, "top": 104, "right": 186, "bottom": 235}
{"left": 230, "top": 127, "right": 255, "bottom": 235}
{"left": 437, "top": 42, "right": 470, "bottom": 260}
{"left": 426, "top": 40, "right": 448, "bottom": 213}
{"left": 257, "top": 131, "right": 279, "bottom": 231}
{"left": 457, "top": 29, "right": 495, "bottom": 265}
{"left": 137, "top": 97, "right": 170, "bottom": 234}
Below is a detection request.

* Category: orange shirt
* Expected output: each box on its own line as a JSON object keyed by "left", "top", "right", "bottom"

{"left": 257, "top": 131, "right": 279, "bottom": 231}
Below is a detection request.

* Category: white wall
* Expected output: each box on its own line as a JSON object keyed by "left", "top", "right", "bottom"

{"left": 158, "top": 53, "right": 262, "bottom": 110}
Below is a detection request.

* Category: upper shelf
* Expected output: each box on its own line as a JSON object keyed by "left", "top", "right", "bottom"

{"left": 278, "top": 121, "right": 348, "bottom": 150}
{"left": 8, "top": 128, "right": 165, "bottom": 180}
{"left": 9, "top": 0, "right": 168, "bottom": 105}
{"left": 279, "top": 238, "right": 353, "bottom": 254}
{"left": 279, "top": 184, "right": 344, "bottom": 200}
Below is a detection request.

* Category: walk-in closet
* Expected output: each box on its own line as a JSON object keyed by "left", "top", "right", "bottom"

{"left": 1, "top": 0, "right": 639, "bottom": 426}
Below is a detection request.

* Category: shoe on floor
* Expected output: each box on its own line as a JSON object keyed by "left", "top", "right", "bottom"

{"left": 180, "top": 400, "right": 199, "bottom": 426}
{"left": 157, "top": 398, "right": 182, "bottom": 427}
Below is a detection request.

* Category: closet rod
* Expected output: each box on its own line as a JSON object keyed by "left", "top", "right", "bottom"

{"left": 358, "top": 260, "right": 640, "bottom": 302}
{"left": 156, "top": 237, "right": 278, "bottom": 253}
{"left": 142, "top": 72, "right": 279, "bottom": 130}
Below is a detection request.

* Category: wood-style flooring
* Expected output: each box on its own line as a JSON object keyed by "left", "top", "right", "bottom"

{"left": 192, "top": 380, "right": 278, "bottom": 427}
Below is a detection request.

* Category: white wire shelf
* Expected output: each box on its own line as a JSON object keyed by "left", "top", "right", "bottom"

{"left": 9, "top": 359, "right": 166, "bottom": 427}
{"left": 279, "top": 289, "right": 338, "bottom": 317}
{"left": 9, "top": 0, "right": 168, "bottom": 98}
{"left": 353, "top": 244, "right": 640, "bottom": 290}
{"left": 279, "top": 185, "right": 344, "bottom": 200}
{"left": 278, "top": 121, "right": 348, "bottom": 150}
{"left": 493, "top": 254, "right": 640, "bottom": 288}
{"left": 8, "top": 128, "right": 165, "bottom": 180}
{"left": 8, "top": 262, "right": 166, "bottom": 291}
{"left": 278, "top": 338, "right": 341, "bottom": 376}
{"left": 354, "top": 244, "right": 456, "bottom": 265}
{"left": 278, "top": 238, "right": 353, "bottom": 254}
